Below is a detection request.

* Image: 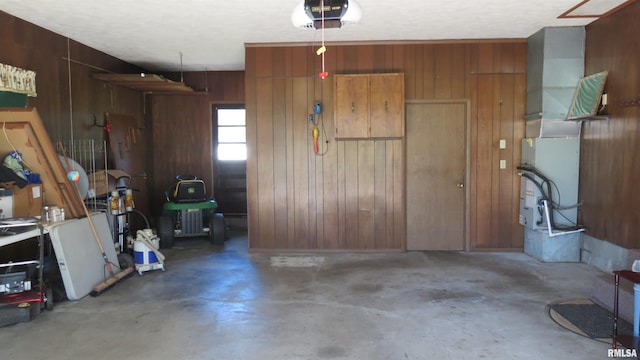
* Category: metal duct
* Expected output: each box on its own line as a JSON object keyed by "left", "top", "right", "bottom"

{"left": 525, "top": 27, "right": 585, "bottom": 138}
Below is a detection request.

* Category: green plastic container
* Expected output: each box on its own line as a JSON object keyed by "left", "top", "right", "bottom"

{"left": 0, "top": 91, "right": 28, "bottom": 108}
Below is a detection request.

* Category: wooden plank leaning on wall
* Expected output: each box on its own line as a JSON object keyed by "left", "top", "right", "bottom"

{"left": 0, "top": 108, "right": 84, "bottom": 218}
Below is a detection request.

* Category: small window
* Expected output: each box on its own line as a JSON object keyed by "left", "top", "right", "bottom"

{"left": 217, "top": 108, "right": 246, "bottom": 161}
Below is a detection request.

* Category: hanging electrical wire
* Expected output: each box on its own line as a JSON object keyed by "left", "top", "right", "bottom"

{"left": 179, "top": 52, "right": 184, "bottom": 83}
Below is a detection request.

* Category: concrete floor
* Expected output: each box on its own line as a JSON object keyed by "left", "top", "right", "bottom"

{"left": 0, "top": 232, "right": 612, "bottom": 360}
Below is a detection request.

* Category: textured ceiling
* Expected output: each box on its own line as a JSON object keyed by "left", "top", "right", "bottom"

{"left": 0, "top": 0, "right": 603, "bottom": 72}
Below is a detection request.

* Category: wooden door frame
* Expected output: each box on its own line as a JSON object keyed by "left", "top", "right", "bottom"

{"left": 210, "top": 102, "right": 246, "bottom": 192}
{"left": 404, "top": 99, "right": 471, "bottom": 251}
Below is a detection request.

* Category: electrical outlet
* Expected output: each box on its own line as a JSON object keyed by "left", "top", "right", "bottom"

{"left": 602, "top": 93, "right": 608, "bottom": 106}
{"left": 499, "top": 160, "right": 506, "bottom": 169}
{"left": 499, "top": 139, "right": 506, "bottom": 149}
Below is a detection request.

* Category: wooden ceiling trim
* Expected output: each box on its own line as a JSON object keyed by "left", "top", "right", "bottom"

{"left": 559, "top": 0, "right": 635, "bottom": 18}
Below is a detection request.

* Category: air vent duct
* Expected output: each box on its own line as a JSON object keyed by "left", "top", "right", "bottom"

{"left": 525, "top": 27, "right": 585, "bottom": 138}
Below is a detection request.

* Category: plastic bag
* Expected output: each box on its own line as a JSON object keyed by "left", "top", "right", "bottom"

{"left": 2, "top": 151, "right": 29, "bottom": 181}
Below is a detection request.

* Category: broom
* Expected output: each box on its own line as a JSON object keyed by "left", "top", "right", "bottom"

{"left": 58, "top": 143, "right": 133, "bottom": 296}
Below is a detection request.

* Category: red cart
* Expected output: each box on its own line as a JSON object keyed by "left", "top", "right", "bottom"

{"left": 0, "top": 218, "right": 53, "bottom": 326}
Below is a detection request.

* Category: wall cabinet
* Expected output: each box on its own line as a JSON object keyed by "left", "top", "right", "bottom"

{"left": 334, "top": 73, "right": 405, "bottom": 139}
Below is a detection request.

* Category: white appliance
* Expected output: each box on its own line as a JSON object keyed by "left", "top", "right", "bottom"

{"left": 48, "top": 212, "right": 120, "bottom": 300}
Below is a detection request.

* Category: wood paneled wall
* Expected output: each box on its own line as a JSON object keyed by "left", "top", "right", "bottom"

{"left": 0, "top": 11, "right": 149, "bottom": 215}
{"left": 0, "top": 12, "right": 143, "bottom": 140}
{"left": 246, "top": 41, "right": 526, "bottom": 250}
{"left": 1, "top": 11, "right": 246, "bottom": 223}
{"left": 147, "top": 71, "right": 245, "bottom": 218}
{"left": 581, "top": 1, "right": 640, "bottom": 249}
{"left": 469, "top": 44, "right": 527, "bottom": 250}
{"left": 1, "top": 10, "right": 530, "bottom": 251}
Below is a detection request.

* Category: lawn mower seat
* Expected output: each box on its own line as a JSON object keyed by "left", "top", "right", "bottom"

{"left": 168, "top": 175, "right": 208, "bottom": 203}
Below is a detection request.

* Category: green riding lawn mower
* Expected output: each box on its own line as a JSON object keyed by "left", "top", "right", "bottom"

{"left": 157, "top": 175, "right": 226, "bottom": 248}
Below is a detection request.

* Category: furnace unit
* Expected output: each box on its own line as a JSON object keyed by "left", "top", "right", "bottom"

{"left": 519, "top": 137, "right": 584, "bottom": 262}
{"left": 519, "top": 137, "right": 580, "bottom": 230}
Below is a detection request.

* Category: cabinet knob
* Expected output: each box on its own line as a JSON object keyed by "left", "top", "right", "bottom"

{"left": 351, "top": 102, "right": 355, "bottom": 112}
{"left": 457, "top": 183, "right": 465, "bottom": 188}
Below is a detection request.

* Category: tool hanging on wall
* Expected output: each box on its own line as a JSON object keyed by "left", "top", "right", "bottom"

{"left": 312, "top": 126, "right": 320, "bottom": 154}
{"left": 310, "top": 101, "right": 324, "bottom": 154}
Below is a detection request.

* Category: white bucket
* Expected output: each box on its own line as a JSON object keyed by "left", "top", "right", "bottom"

{"left": 133, "top": 230, "right": 160, "bottom": 265}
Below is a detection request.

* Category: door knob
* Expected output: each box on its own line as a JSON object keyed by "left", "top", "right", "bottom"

{"left": 457, "top": 183, "right": 464, "bottom": 188}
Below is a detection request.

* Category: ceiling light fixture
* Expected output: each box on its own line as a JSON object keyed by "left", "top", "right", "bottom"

{"left": 292, "top": 0, "right": 362, "bottom": 29}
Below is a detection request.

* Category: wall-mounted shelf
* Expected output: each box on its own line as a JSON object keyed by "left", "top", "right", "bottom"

{"left": 93, "top": 74, "right": 193, "bottom": 93}
{"left": 566, "top": 115, "right": 610, "bottom": 122}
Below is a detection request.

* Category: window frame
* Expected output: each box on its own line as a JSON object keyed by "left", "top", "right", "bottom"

{"left": 215, "top": 107, "right": 246, "bottom": 161}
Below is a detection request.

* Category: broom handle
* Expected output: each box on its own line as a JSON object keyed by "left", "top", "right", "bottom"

{"left": 58, "top": 143, "right": 114, "bottom": 274}
{"left": 76, "top": 180, "right": 111, "bottom": 261}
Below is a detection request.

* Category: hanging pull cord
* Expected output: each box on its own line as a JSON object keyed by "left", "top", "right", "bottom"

{"left": 317, "top": 0, "right": 328, "bottom": 79}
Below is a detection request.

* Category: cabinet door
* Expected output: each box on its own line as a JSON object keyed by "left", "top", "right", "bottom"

{"left": 334, "top": 75, "right": 369, "bottom": 139}
{"left": 369, "top": 74, "right": 405, "bottom": 138}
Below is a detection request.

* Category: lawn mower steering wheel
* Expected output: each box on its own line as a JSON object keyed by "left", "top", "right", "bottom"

{"left": 176, "top": 174, "right": 198, "bottom": 181}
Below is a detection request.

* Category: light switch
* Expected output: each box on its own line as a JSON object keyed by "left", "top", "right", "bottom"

{"left": 499, "top": 139, "right": 506, "bottom": 149}
{"left": 499, "top": 160, "right": 506, "bottom": 169}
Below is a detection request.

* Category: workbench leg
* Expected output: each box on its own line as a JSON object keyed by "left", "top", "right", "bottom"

{"left": 614, "top": 273, "right": 620, "bottom": 349}
{"left": 636, "top": 283, "right": 640, "bottom": 337}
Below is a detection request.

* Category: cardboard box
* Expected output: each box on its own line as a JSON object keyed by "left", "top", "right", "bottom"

{"left": 12, "top": 184, "right": 42, "bottom": 217}
{"left": 88, "top": 170, "right": 130, "bottom": 197}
